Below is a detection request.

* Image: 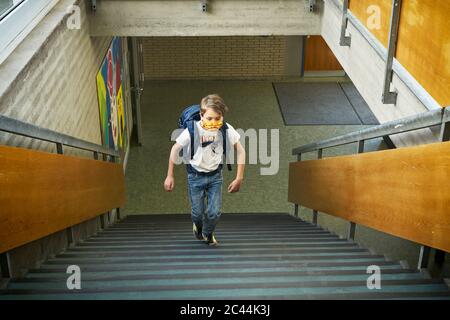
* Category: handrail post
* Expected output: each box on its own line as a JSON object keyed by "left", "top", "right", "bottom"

{"left": 418, "top": 245, "right": 431, "bottom": 270}
{"left": 56, "top": 142, "right": 77, "bottom": 247}
{"left": 339, "top": 0, "right": 351, "bottom": 47}
{"left": 433, "top": 118, "right": 450, "bottom": 265}
{"left": 294, "top": 153, "right": 302, "bottom": 218}
{"left": 439, "top": 115, "right": 450, "bottom": 142}
{"left": 312, "top": 149, "right": 323, "bottom": 225}
{"left": 312, "top": 210, "right": 318, "bottom": 225}
{"left": 348, "top": 140, "right": 364, "bottom": 240}
{"left": 56, "top": 142, "right": 63, "bottom": 155}
{"left": 0, "top": 252, "right": 12, "bottom": 278}
{"left": 100, "top": 214, "right": 106, "bottom": 229}
{"left": 382, "top": 0, "right": 402, "bottom": 105}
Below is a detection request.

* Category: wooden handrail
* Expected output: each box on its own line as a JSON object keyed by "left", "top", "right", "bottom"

{"left": 288, "top": 141, "right": 450, "bottom": 253}
{"left": 0, "top": 145, "right": 126, "bottom": 253}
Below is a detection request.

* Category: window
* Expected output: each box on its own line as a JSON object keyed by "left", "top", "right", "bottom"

{"left": 0, "top": 0, "right": 25, "bottom": 20}
{"left": 0, "top": 0, "right": 58, "bottom": 65}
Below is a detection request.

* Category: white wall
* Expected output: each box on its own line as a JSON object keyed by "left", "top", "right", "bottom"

{"left": 0, "top": 0, "right": 111, "bottom": 156}
{"left": 321, "top": 0, "right": 438, "bottom": 147}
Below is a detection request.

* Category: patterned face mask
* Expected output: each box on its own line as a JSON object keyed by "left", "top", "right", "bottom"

{"left": 201, "top": 119, "right": 223, "bottom": 131}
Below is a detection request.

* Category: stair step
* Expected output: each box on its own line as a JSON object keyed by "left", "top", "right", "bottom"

{"left": 56, "top": 248, "right": 370, "bottom": 259}
{"left": 42, "top": 255, "right": 383, "bottom": 268}
{"left": 91, "top": 232, "right": 333, "bottom": 239}
{"left": 65, "top": 242, "right": 360, "bottom": 252}
{"left": 57, "top": 246, "right": 369, "bottom": 257}
{"left": 29, "top": 260, "right": 402, "bottom": 273}
{"left": 39, "top": 256, "right": 389, "bottom": 270}
{"left": 1, "top": 283, "right": 449, "bottom": 300}
{"left": 85, "top": 235, "right": 342, "bottom": 243}
{"left": 4, "top": 275, "right": 433, "bottom": 292}
{"left": 46, "top": 252, "right": 376, "bottom": 264}
{"left": 15, "top": 268, "right": 418, "bottom": 282}
{"left": 71, "top": 240, "right": 356, "bottom": 250}
{"left": 122, "top": 213, "right": 292, "bottom": 220}
{"left": 21, "top": 264, "right": 415, "bottom": 280}
{"left": 97, "top": 230, "right": 328, "bottom": 236}
{"left": 108, "top": 225, "right": 320, "bottom": 231}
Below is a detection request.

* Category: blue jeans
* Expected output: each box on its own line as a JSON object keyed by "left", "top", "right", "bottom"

{"left": 187, "top": 170, "right": 223, "bottom": 236}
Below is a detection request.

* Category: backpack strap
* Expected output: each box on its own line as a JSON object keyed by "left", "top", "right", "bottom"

{"left": 220, "top": 123, "right": 232, "bottom": 171}
{"left": 187, "top": 121, "right": 232, "bottom": 172}
{"left": 187, "top": 120, "right": 195, "bottom": 160}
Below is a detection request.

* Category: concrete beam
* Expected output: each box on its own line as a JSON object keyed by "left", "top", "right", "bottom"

{"left": 88, "top": 0, "right": 322, "bottom": 36}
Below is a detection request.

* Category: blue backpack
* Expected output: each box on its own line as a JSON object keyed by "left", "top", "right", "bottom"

{"left": 178, "top": 104, "right": 232, "bottom": 172}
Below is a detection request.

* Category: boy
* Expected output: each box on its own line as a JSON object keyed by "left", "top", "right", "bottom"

{"left": 164, "top": 94, "right": 245, "bottom": 246}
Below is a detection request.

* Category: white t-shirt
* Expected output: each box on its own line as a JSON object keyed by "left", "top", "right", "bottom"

{"left": 176, "top": 121, "right": 241, "bottom": 172}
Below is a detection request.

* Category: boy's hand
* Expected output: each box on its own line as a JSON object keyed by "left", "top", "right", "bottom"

{"left": 164, "top": 176, "right": 175, "bottom": 192}
{"left": 227, "top": 178, "right": 243, "bottom": 193}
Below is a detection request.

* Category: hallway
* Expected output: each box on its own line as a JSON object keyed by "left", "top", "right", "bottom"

{"left": 123, "top": 80, "right": 430, "bottom": 271}
{"left": 124, "top": 79, "right": 382, "bottom": 215}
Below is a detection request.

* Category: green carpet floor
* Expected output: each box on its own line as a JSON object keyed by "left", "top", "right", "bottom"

{"left": 123, "top": 80, "right": 449, "bottom": 277}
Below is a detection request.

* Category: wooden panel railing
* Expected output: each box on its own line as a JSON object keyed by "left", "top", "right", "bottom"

{"left": 395, "top": 0, "right": 450, "bottom": 108}
{"left": 348, "top": 0, "right": 450, "bottom": 106}
{"left": 348, "top": 0, "right": 392, "bottom": 47}
{"left": 288, "top": 141, "right": 450, "bottom": 253}
{"left": 0, "top": 145, "right": 126, "bottom": 253}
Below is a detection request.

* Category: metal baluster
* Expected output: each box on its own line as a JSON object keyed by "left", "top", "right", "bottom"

{"left": 432, "top": 119, "right": 450, "bottom": 265}
{"left": 294, "top": 153, "right": 302, "bottom": 218}
{"left": 56, "top": 142, "right": 77, "bottom": 247}
{"left": 382, "top": 0, "right": 402, "bottom": 105}
{"left": 339, "top": 0, "right": 351, "bottom": 46}
{"left": 0, "top": 252, "right": 12, "bottom": 278}
{"left": 347, "top": 141, "right": 364, "bottom": 240}
{"left": 312, "top": 149, "right": 323, "bottom": 225}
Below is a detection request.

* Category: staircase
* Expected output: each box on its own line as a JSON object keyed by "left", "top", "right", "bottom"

{"left": 1, "top": 213, "right": 449, "bottom": 300}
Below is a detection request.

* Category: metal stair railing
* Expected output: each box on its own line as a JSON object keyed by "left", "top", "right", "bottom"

{"left": 0, "top": 114, "right": 120, "bottom": 160}
{"left": 0, "top": 114, "right": 122, "bottom": 279}
{"left": 291, "top": 107, "right": 450, "bottom": 270}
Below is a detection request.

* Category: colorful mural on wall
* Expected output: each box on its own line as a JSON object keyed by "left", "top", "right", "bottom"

{"left": 96, "top": 37, "right": 128, "bottom": 157}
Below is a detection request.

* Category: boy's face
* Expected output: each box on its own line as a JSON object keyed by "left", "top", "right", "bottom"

{"left": 201, "top": 108, "right": 223, "bottom": 131}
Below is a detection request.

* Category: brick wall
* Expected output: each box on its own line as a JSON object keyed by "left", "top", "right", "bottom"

{"left": 143, "top": 36, "right": 301, "bottom": 80}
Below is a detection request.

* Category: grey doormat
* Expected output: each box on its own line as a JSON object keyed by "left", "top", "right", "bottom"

{"left": 273, "top": 82, "right": 379, "bottom": 125}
